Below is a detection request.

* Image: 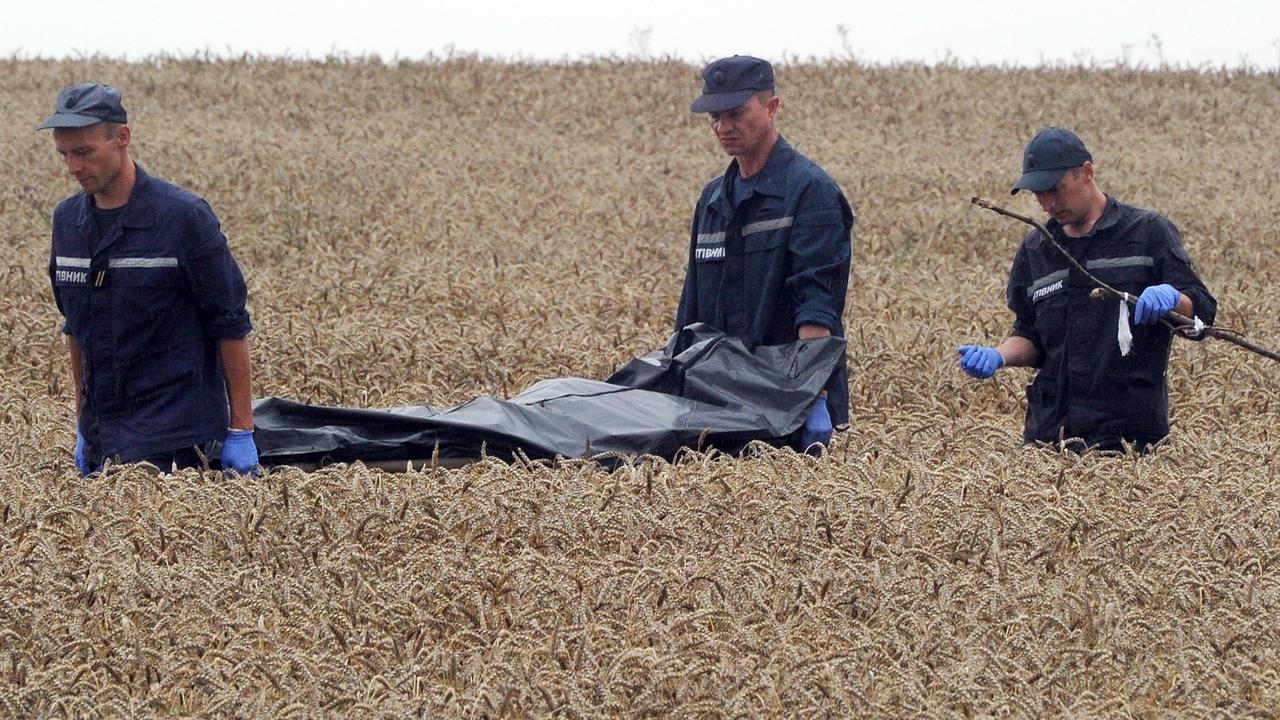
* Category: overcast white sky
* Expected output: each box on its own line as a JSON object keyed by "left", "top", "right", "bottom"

{"left": 5, "top": 0, "right": 1279, "bottom": 68}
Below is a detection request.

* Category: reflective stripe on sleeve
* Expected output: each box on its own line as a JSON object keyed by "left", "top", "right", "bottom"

{"left": 55, "top": 256, "right": 91, "bottom": 268}
{"left": 696, "top": 232, "right": 725, "bottom": 245}
{"left": 108, "top": 257, "right": 179, "bottom": 269}
{"left": 742, "top": 216, "right": 795, "bottom": 235}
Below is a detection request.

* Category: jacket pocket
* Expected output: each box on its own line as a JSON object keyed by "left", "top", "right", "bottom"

{"left": 110, "top": 265, "right": 198, "bottom": 355}
{"left": 1023, "top": 381, "right": 1054, "bottom": 443}
{"left": 127, "top": 350, "right": 197, "bottom": 405}
{"left": 743, "top": 225, "right": 789, "bottom": 253}
{"left": 1091, "top": 265, "right": 1152, "bottom": 295}
{"left": 1122, "top": 371, "right": 1169, "bottom": 438}
{"left": 125, "top": 344, "right": 202, "bottom": 437}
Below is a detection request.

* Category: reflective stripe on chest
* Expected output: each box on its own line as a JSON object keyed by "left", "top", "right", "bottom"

{"left": 54, "top": 256, "right": 91, "bottom": 285}
{"left": 695, "top": 215, "right": 793, "bottom": 261}
{"left": 110, "top": 257, "right": 178, "bottom": 269}
{"left": 55, "top": 255, "right": 178, "bottom": 285}
{"left": 742, "top": 216, "right": 794, "bottom": 235}
{"left": 695, "top": 232, "right": 725, "bottom": 260}
{"left": 1085, "top": 255, "right": 1152, "bottom": 270}
{"left": 1027, "top": 255, "right": 1154, "bottom": 301}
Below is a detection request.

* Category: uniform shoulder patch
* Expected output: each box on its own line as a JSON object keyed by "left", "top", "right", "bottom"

{"left": 1167, "top": 234, "right": 1194, "bottom": 265}
{"left": 1152, "top": 214, "right": 1195, "bottom": 266}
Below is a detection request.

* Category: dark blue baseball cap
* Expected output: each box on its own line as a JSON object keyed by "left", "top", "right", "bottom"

{"left": 1011, "top": 127, "right": 1093, "bottom": 194}
{"left": 37, "top": 83, "right": 128, "bottom": 130}
{"left": 690, "top": 55, "right": 775, "bottom": 113}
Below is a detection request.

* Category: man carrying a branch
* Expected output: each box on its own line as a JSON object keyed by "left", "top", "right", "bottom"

{"left": 958, "top": 127, "right": 1216, "bottom": 452}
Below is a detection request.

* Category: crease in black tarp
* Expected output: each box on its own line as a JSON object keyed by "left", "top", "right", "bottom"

{"left": 252, "top": 323, "right": 845, "bottom": 467}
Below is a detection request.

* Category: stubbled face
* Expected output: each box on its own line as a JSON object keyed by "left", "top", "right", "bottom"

{"left": 707, "top": 94, "right": 778, "bottom": 158}
{"left": 53, "top": 124, "right": 129, "bottom": 198}
{"left": 1033, "top": 166, "right": 1094, "bottom": 230}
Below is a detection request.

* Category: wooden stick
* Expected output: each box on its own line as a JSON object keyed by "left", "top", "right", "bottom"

{"left": 971, "top": 196, "right": 1280, "bottom": 363}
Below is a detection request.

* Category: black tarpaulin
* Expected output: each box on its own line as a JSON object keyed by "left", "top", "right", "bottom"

{"left": 252, "top": 324, "right": 845, "bottom": 467}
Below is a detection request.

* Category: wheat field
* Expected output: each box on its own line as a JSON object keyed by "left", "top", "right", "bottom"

{"left": 1, "top": 57, "right": 1279, "bottom": 717}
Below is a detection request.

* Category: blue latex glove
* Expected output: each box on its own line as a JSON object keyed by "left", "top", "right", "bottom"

{"left": 1133, "top": 284, "right": 1180, "bottom": 325}
{"left": 221, "top": 428, "right": 260, "bottom": 475}
{"left": 958, "top": 345, "right": 1004, "bottom": 379}
{"left": 74, "top": 430, "right": 91, "bottom": 475}
{"left": 800, "top": 397, "right": 833, "bottom": 451}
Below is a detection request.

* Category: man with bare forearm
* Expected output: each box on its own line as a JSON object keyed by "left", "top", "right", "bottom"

{"left": 676, "top": 56, "right": 854, "bottom": 453}
{"left": 41, "top": 83, "right": 258, "bottom": 474}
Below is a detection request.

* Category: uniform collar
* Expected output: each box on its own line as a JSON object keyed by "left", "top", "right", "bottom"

{"left": 116, "top": 164, "right": 158, "bottom": 228}
{"left": 1090, "top": 195, "right": 1123, "bottom": 234}
{"left": 70, "top": 164, "right": 159, "bottom": 254}
{"left": 713, "top": 135, "right": 795, "bottom": 215}
{"left": 75, "top": 163, "right": 158, "bottom": 222}
{"left": 1045, "top": 195, "right": 1122, "bottom": 239}
{"left": 742, "top": 134, "right": 794, "bottom": 198}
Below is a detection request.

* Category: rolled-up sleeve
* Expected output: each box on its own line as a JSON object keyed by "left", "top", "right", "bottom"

{"left": 786, "top": 180, "right": 853, "bottom": 331}
{"left": 181, "top": 201, "right": 252, "bottom": 340}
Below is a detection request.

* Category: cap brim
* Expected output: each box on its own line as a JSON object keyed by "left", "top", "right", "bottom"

{"left": 1010, "top": 168, "right": 1068, "bottom": 195}
{"left": 37, "top": 113, "right": 105, "bottom": 130}
{"left": 690, "top": 89, "right": 756, "bottom": 113}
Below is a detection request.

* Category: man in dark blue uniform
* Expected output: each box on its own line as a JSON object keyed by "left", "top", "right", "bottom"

{"left": 40, "top": 83, "right": 260, "bottom": 474}
{"left": 958, "top": 128, "right": 1217, "bottom": 452}
{"left": 677, "top": 56, "right": 854, "bottom": 452}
